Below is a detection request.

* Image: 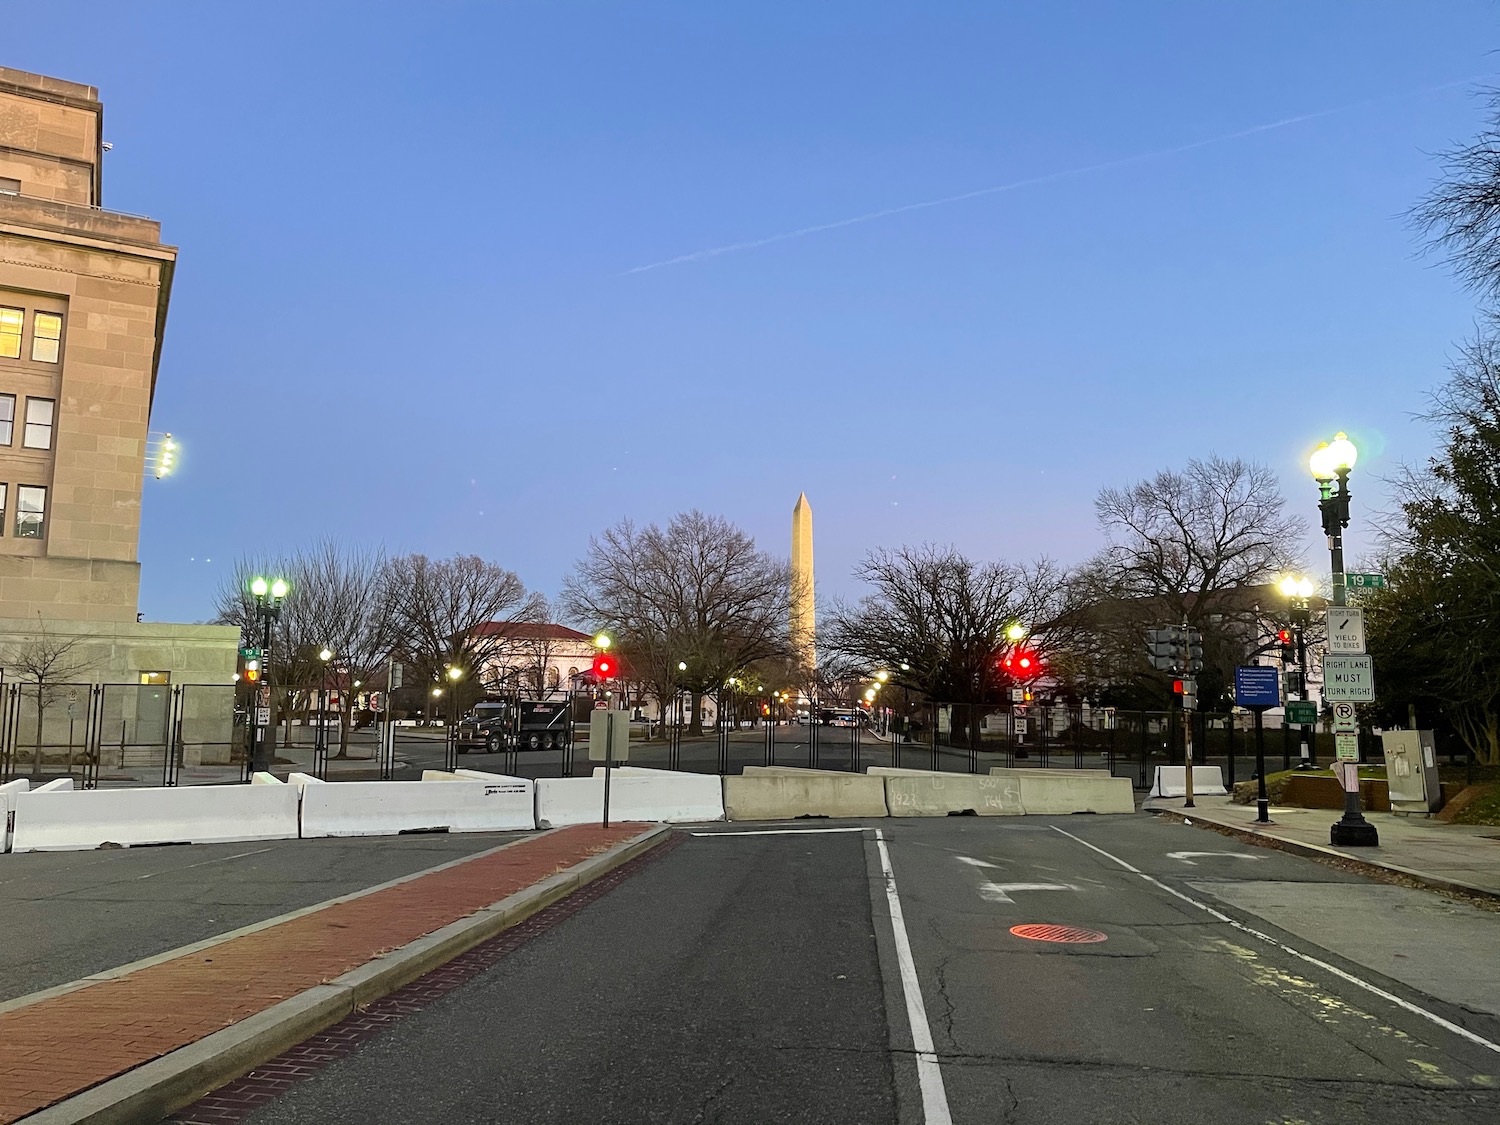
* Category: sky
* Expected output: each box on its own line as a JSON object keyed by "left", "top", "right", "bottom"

{"left": 7, "top": 1, "right": 1499, "bottom": 623}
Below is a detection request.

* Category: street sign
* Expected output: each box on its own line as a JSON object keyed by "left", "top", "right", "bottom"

{"left": 390, "top": 663, "right": 404, "bottom": 689}
{"left": 1331, "top": 701, "right": 1358, "bottom": 732}
{"left": 1323, "top": 655, "right": 1375, "bottom": 702}
{"left": 1234, "top": 666, "right": 1281, "bottom": 709}
{"left": 256, "top": 706, "right": 270, "bottom": 726}
{"left": 1014, "top": 718, "right": 1028, "bottom": 736}
{"left": 1009, "top": 687, "right": 1025, "bottom": 703}
{"left": 1346, "top": 573, "right": 1387, "bottom": 590}
{"left": 1327, "top": 607, "right": 1367, "bottom": 654}
{"left": 1335, "top": 731, "right": 1360, "bottom": 761}
{"left": 1285, "top": 700, "right": 1318, "bottom": 725}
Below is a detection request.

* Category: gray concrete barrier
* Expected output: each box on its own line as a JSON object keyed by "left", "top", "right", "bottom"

{"left": 722, "top": 773, "right": 888, "bottom": 821}
{"left": 989, "top": 768, "right": 1135, "bottom": 814}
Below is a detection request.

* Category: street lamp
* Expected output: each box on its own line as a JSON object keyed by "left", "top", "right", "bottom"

{"left": 1278, "top": 575, "right": 1316, "bottom": 770}
{"left": 247, "top": 577, "right": 289, "bottom": 776}
{"left": 1309, "top": 432, "right": 1378, "bottom": 846}
{"left": 314, "top": 646, "right": 333, "bottom": 775}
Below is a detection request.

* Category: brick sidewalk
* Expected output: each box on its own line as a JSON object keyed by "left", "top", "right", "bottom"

{"left": 0, "top": 824, "right": 648, "bottom": 1124}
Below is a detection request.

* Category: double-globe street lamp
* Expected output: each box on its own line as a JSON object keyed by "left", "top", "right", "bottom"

{"left": 1309, "top": 432, "right": 1378, "bottom": 847}
{"left": 1278, "top": 575, "right": 1315, "bottom": 769}
{"left": 248, "top": 577, "right": 289, "bottom": 776}
{"left": 314, "top": 646, "right": 333, "bottom": 777}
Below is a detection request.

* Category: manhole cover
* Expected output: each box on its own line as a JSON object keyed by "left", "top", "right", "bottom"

{"left": 1010, "top": 923, "right": 1108, "bottom": 944}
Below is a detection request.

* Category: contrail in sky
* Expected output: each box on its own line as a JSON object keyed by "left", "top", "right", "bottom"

{"left": 623, "top": 77, "right": 1483, "bottom": 275}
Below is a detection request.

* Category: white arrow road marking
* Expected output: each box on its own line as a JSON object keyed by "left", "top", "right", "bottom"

{"left": 1166, "top": 851, "right": 1264, "bottom": 866}
{"left": 957, "top": 855, "right": 1002, "bottom": 870}
{"left": 980, "top": 882, "right": 1080, "bottom": 904}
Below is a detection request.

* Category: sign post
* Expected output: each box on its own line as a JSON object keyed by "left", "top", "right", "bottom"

{"left": 1234, "top": 666, "right": 1281, "bottom": 824}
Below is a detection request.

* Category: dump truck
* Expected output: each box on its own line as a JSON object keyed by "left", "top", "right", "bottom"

{"left": 455, "top": 698, "right": 572, "bottom": 753}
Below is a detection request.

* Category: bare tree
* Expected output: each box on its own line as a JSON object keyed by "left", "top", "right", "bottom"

{"left": 291, "top": 542, "right": 393, "bottom": 756}
{"left": 5, "top": 617, "right": 93, "bottom": 772}
{"left": 1412, "top": 89, "right": 1500, "bottom": 303}
{"left": 561, "top": 511, "right": 792, "bottom": 735}
{"left": 1067, "top": 455, "right": 1305, "bottom": 708}
{"left": 386, "top": 553, "right": 544, "bottom": 707}
{"left": 823, "top": 545, "right": 1061, "bottom": 706}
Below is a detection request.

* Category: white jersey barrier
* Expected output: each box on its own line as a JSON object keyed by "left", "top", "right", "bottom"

{"left": 298, "top": 775, "right": 535, "bottom": 838}
{"left": 9, "top": 784, "right": 301, "bottom": 852}
{"left": 535, "top": 772, "right": 724, "bottom": 828}
{"left": 1, "top": 778, "right": 28, "bottom": 853}
{"left": 1148, "top": 765, "right": 1227, "bottom": 798}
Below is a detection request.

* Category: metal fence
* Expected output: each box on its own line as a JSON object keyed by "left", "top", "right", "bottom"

{"left": 0, "top": 682, "right": 241, "bottom": 789}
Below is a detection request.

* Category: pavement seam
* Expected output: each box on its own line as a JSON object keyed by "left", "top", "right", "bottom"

{"left": 6, "top": 825, "right": 669, "bottom": 1125}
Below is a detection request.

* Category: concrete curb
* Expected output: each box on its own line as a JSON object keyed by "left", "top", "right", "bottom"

{"left": 1154, "top": 809, "right": 1500, "bottom": 903}
{"left": 17, "top": 824, "right": 671, "bottom": 1125}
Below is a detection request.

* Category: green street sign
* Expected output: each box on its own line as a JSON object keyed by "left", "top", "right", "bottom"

{"left": 1345, "top": 573, "right": 1387, "bottom": 590}
{"left": 1285, "top": 700, "right": 1319, "bottom": 725}
{"left": 239, "top": 647, "right": 262, "bottom": 659}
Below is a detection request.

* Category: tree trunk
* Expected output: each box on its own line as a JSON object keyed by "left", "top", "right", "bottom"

{"left": 32, "top": 685, "right": 44, "bottom": 774}
{"left": 689, "top": 691, "right": 704, "bottom": 737}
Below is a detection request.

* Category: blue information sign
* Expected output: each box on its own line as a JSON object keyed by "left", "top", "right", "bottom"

{"left": 1234, "top": 666, "right": 1281, "bottom": 709}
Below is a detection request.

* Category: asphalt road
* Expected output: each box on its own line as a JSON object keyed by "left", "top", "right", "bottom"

{"left": 0, "top": 832, "right": 526, "bottom": 1002}
{"left": 216, "top": 816, "right": 1500, "bottom": 1125}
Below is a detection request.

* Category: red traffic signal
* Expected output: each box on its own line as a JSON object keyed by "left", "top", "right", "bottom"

{"left": 1276, "top": 629, "right": 1292, "bottom": 645}
{"left": 243, "top": 659, "right": 260, "bottom": 683}
{"left": 1173, "top": 679, "right": 1184, "bottom": 694}
{"left": 592, "top": 654, "right": 617, "bottom": 680}
{"left": 1001, "top": 647, "right": 1044, "bottom": 682}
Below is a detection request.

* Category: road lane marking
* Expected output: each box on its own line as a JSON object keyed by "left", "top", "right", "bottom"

{"left": 957, "top": 855, "right": 1001, "bottom": 869}
{"left": 876, "top": 827, "right": 954, "bottom": 1125}
{"left": 1050, "top": 826, "right": 1500, "bottom": 1057}
{"left": 979, "top": 882, "right": 1080, "bottom": 904}
{"left": 1165, "top": 851, "right": 1263, "bottom": 865}
{"left": 134, "top": 847, "right": 275, "bottom": 880}
{"left": 689, "top": 827, "right": 868, "bottom": 836}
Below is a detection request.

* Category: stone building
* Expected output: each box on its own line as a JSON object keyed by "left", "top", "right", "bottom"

{"left": 0, "top": 66, "right": 235, "bottom": 762}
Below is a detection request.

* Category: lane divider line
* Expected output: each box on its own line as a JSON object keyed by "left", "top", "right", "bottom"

{"left": 689, "top": 827, "right": 868, "bottom": 836}
{"left": 875, "top": 827, "right": 954, "bottom": 1125}
{"left": 1050, "top": 825, "right": 1500, "bottom": 1057}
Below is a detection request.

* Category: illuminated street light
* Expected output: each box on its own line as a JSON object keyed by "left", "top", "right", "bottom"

{"left": 594, "top": 632, "right": 612, "bottom": 650}
{"left": 246, "top": 576, "right": 289, "bottom": 776}
{"left": 1308, "top": 432, "right": 1376, "bottom": 846}
{"left": 1005, "top": 622, "right": 1027, "bottom": 642}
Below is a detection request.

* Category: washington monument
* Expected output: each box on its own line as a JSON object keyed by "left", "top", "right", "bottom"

{"left": 791, "top": 492, "right": 815, "bottom": 669}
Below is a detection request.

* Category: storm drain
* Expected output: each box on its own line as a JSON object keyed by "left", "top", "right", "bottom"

{"left": 1009, "top": 923, "right": 1108, "bottom": 944}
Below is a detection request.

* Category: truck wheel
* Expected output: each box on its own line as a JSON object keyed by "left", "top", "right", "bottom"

{"left": 527, "top": 732, "right": 542, "bottom": 751}
{"left": 551, "top": 733, "right": 567, "bottom": 751}
{"left": 486, "top": 734, "right": 502, "bottom": 754}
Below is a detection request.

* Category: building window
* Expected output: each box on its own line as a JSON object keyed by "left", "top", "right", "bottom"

{"left": 31, "top": 313, "right": 62, "bottom": 363}
{"left": 140, "top": 671, "right": 170, "bottom": 686}
{"left": 0, "top": 177, "right": 19, "bottom": 195}
{"left": 0, "top": 307, "right": 21, "bottom": 359}
{"left": 22, "top": 398, "right": 53, "bottom": 449}
{"left": 15, "top": 485, "right": 45, "bottom": 538}
{"left": 0, "top": 395, "right": 12, "bottom": 445}
{"left": 0, "top": 483, "right": 6, "bottom": 534}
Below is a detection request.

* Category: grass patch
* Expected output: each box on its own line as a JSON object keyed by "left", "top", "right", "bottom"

{"left": 1447, "top": 783, "right": 1500, "bottom": 826}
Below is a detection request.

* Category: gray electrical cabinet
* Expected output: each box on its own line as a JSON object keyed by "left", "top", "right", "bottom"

{"left": 1379, "top": 730, "right": 1441, "bottom": 815}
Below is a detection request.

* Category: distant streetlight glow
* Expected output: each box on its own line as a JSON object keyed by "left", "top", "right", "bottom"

{"left": 595, "top": 633, "right": 612, "bottom": 650}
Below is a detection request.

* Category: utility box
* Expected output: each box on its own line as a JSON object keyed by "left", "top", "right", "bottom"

{"left": 1379, "top": 730, "right": 1441, "bottom": 815}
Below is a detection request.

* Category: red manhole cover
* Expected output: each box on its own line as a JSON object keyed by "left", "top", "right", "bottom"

{"left": 1010, "top": 923, "right": 1107, "bottom": 944}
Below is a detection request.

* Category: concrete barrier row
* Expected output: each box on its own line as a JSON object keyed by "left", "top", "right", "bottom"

{"left": 2, "top": 762, "right": 1136, "bottom": 853}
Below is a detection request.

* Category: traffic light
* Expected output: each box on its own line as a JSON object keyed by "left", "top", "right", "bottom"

{"left": 1185, "top": 627, "right": 1204, "bottom": 673}
{"left": 1146, "top": 626, "right": 1185, "bottom": 671}
{"left": 244, "top": 659, "right": 260, "bottom": 683}
{"left": 1277, "top": 629, "right": 1295, "bottom": 664}
{"left": 592, "top": 653, "right": 617, "bottom": 680}
{"left": 1173, "top": 679, "right": 1184, "bottom": 694}
{"left": 1002, "top": 647, "right": 1044, "bottom": 682}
